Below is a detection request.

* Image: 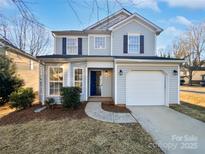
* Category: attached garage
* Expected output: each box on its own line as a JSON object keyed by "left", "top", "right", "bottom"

{"left": 126, "top": 71, "right": 165, "bottom": 106}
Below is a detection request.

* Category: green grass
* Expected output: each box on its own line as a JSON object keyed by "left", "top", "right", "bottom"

{"left": 170, "top": 102, "right": 205, "bottom": 122}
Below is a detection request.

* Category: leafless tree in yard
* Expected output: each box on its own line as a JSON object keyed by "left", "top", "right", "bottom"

{"left": 0, "top": 16, "right": 50, "bottom": 56}
{"left": 29, "top": 23, "right": 49, "bottom": 56}
{"left": 172, "top": 23, "right": 205, "bottom": 85}
{"left": 0, "top": 0, "right": 50, "bottom": 56}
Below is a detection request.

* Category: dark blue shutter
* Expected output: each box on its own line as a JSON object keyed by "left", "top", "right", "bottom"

{"left": 62, "top": 37, "right": 66, "bottom": 55}
{"left": 123, "top": 35, "right": 128, "bottom": 54}
{"left": 78, "top": 38, "right": 82, "bottom": 55}
{"left": 140, "top": 35, "right": 144, "bottom": 54}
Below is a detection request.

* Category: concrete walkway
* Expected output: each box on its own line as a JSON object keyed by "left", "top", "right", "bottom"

{"left": 85, "top": 102, "right": 136, "bottom": 123}
{"left": 127, "top": 106, "right": 205, "bottom": 154}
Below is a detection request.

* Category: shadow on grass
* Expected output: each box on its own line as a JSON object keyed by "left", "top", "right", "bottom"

{"left": 0, "top": 103, "right": 87, "bottom": 126}
{"left": 170, "top": 101, "right": 205, "bottom": 122}
{"left": 181, "top": 101, "right": 205, "bottom": 111}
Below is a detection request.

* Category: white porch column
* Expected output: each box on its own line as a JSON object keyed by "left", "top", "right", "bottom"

{"left": 85, "top": 67, "right": 88, "bottom": 101}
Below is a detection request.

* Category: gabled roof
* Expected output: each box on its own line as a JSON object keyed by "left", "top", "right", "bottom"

{"left": 109, "top": 13, "right": 163, "bottom": 35}
{"left": 84, "top": 8, "right": 132, "bottom": 30}
{"left": 0, "top": 38, "right": 39, "bottom": 62}
{"left": 52, "top": 8, "right": 163, "bottom": 35}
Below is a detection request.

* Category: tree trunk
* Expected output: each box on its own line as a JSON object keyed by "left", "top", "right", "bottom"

{"left": 188, "top": 69, "right": 193, "bottom": 85}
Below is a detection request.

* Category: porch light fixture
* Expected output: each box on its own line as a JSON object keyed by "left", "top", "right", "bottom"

{"left": 173, "top": 70, "right": 178, "bottom": 76}
{"left": 119, "top": 69, "right": 123, "bottom": 76}
{"left": 104, "top": 70, "right": 109, "bottom": 77}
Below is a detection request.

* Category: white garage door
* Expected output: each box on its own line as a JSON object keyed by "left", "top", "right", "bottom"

{"left": 126, "top": 71, "right": 165, "bottom": 106}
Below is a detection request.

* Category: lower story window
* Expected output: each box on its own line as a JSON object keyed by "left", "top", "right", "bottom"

{"left": 74, "top": 68, "right": 83, "bottom": 91}
{"left": 49, "top": 67, "right": 63, "bottom": 95}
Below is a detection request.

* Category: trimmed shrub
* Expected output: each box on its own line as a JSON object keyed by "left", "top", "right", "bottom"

{"left": 9, "top": 88, "right": 35, "bottom": 110}
{"left": 60, "top": 87, "right": 81, "bottom": 109}
{"left": 44, "top": 98, "right": 55, "bottom": 106}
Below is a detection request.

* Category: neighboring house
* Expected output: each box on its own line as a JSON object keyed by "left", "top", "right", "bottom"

{"left": 0, "top": 38, "right": 41, "bottom": 98}
{"left": 37, "top": 9, "right": 183, "bottom": 106}
{"left": 181, "top": 67, "right": 205, "bottom": 85}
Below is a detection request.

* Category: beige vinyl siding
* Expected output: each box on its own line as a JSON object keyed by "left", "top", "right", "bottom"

{"left": 112, "top": 20, "right": 156, "bottom": 56}
{"left": 88, "top": 35, "right": 111, "bottom": 55}
{"left": 116, "top": 64, "right": 179, "bottom": 105}
{"left": 5, "top": 50, "right": 40, "bottom": 94}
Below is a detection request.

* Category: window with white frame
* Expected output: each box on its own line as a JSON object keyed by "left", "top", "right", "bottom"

{"left": 95, "top": 36, "right": 106, "bottom": 49}
{"left": 67, "top": 38, "right": 78, "bottom": 54}
{"left": 49, "top": 67, "right": 63, "bottom": 96}
{"left": 128, "top": 35, "right": 140, "bottom": 53}
{"left": 74, "top": 68, "right": 83, "bottom": 91}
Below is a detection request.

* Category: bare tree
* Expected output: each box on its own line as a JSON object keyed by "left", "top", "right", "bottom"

{"left": 29, "top": 23, "right": 50, "bottom": 56}
{"left": 172, "top": 23, "right": 205, "bottom": 85}
{"left": 0, "top": 16, "right": 50, "bottom": 56}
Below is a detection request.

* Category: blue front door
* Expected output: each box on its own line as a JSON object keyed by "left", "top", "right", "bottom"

{"left": 90, "top": 71, "right": 101, "bottom": 96}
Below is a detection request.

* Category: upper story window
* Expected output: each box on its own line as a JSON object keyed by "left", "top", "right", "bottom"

{"left": 49, "top": 67, "right": 63, "bottom": 96}
{"left": 94, "top": 36, "right": 106, "bottom": 49}
{"left": 67, "top": 38, "right": 78, "bottom": 54}
{"left": 128, "top": 35, "right": 140, "bottom": 53}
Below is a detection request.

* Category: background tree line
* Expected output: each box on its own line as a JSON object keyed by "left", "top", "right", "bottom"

{"left": 163, "top": 23, "right": 205, "bottom": 85}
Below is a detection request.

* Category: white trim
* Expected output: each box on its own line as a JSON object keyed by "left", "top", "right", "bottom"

{"left": 111, "top": 32, "right": 113, "bottom": 56}
{"left": 84, "top": 9, "right": 132, "bottom": 30}
{"left": 67, "top": 63, "right": 71, "bottom": 86}
{"left": 177, "top": 65, "right": 180, "bottom": 104}
{"left": 127, "top": 34, "right": 140, "bottom": 54}
{"left": 87, "top": 61, "right": 114, "bottom": 68}
{"left": 88, "top": 35, "right": 90, "bottom": 55}
{"left": 109, "top": 14, "right": 162, "bottom": 33}
{"left": 73, "top": 67, "right": 84, "bottom": 93}
{"left": 89, "top": 34, "right": 110, "bottom": 37}
{"left": 154, "top": 34, "right": 157, "bottom": 55}
{"left": 115, "top": 59, "right": 184, "bottom": 63}
{"left": 40, "top": 64, "right": 45, "bottom": 105}
{"left": 94, "top": 35, "right": 106, "bottom": 49}
{"left": 67, "top": 37, "right": 78, "bottom": 55}
{"left": 88, "top": 69, "right": 103, "bottom": 97}
{"left": 116, "top": 63, "right": 180, "bottom": 67}
{"left": 48, "top": 65, "right": 64, "bottom": 97}
{"left": 85, "top": 67, "right": 88, "bottom": 101}
{"left": 114, "top": 63, "right": 118, "bottom": 104}
{"left": 55, "top": 35, "right": 88, "bottom": 38}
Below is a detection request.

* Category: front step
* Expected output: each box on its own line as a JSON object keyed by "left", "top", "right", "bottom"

{"left": 88, "top": 97, "right": 113, "bottom": 104}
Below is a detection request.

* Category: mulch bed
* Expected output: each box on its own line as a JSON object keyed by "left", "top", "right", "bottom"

{"left": 0, "top": 103, "right": 87, "bottom": 126}
{"left": 101, "top": 102, "right": 130, "bottom": 113}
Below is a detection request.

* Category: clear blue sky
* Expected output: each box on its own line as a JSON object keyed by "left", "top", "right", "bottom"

{"left": 1, "top": 0, "right": 205, "bottom": 53}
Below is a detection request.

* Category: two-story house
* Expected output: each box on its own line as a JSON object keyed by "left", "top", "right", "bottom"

{"left": 37, "top": 9, "right": 183, "bottom": 106}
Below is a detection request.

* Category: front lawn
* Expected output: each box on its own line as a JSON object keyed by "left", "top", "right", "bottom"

{"left": 170, "top": 102, "right": 205, "bottom": 122}
{"left": 180, "top": 86, "right": 205, "bottom": 107}
{"left": 0, "top": 104, "right": 163, "bottom": 154}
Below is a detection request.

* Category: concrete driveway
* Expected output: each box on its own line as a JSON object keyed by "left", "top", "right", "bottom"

{"left": 127, "top": 106, "right": 205, "bottom": 154}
